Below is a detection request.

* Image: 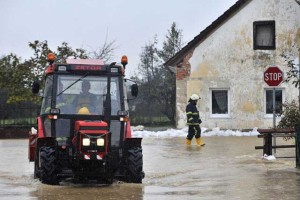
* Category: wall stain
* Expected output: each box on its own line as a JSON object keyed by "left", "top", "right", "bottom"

{"left": 191, "top": 62, "right": 220, "bottom": 78}
{"left": 296, "top": 28, "right": 300, "bottom": 45}
{"left": 241, "top": 101, "right": 257, "bottom": 113}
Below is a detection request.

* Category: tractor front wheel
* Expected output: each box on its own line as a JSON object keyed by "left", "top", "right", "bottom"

{"left": 40, "top": 146, "right": 59, "bottom": 185}
{"left": 125, "top": 147, "right": 144, "bottom": 183}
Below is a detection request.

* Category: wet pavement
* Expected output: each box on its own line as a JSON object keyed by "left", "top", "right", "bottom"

{"left": 0, "top": 136, "right": 299, "bottom": 200}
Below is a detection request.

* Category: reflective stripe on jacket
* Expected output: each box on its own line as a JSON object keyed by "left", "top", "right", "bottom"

{"left": 186, "top": 102, "right": 200, "bottom": 125}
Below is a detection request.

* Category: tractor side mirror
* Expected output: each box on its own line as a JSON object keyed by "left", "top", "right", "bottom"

{"left": 131, "top": 84, "right": 138, "bottom": 97}
{"left": 117, "top": 110, "right": 129, "bottom": 116}
{"left": 32, "top": 80, "right": 40, "bottom": 94}
{"left": 124, "top": 78, "right": 138, "bottom": 100}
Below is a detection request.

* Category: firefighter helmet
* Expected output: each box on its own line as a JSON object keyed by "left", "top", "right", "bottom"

{"left": 190, "top": 94, "right": 200, "bottom": 100}
{"left": 78, "top": 107, "right": 90, "bottom": 114}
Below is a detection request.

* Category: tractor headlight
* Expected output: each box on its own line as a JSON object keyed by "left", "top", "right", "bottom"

{"left": 97, "top": 138, "right": 105, "bottom": 146}
{"left": 82, "top": 138, "right": 90, "bottom": 146}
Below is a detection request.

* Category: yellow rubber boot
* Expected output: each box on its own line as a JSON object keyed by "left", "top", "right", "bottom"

{"left": 196, "top": 138, "right": 205, "bottom": 146}
{"left": 186, "top": 139, "right": 192, "bottom": 145}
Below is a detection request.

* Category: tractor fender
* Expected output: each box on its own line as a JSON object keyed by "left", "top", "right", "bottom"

{"left": 29, "top": 136, "right": 55, "bottom": 163}
{"left": 28, "top": 130, "right": 37, "bottom": 162}
{"left": 37, "top": 117, "right": 45, "bottom": 138}
{"left": 124, "top": 138, "right": 142, "bottom": 149}
{"left": 124, "top": 121, "right": 132, "bottom": 138}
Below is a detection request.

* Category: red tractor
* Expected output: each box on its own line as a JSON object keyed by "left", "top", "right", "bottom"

{"left": 28, "top": 53, "right": 144, "bottom": 184}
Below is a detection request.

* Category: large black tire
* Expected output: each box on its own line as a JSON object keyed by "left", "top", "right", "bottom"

{"left": 125, "top": 147, "right": 144, "bottom": 183}
{"left": 40, "top": 146, "right": 59, "bottom": 185}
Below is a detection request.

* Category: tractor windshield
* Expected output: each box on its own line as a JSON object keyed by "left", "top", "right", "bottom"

{"left": 55, "top": 75, "right": 121, "bottom": 115}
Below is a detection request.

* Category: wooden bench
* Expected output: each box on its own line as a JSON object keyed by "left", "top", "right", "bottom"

{"left": 255, "top": 128, "right": 295, "bottom": 156}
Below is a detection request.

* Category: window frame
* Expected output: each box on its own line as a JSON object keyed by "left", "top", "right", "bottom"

{"left": 209, "top": 88, "right": 230, "bottom": 118}
{"left": 253, "top": 20, "right": 276, "bottom": 50}
{"left": 264, "top": 88, "right": 285, "bottom": 118}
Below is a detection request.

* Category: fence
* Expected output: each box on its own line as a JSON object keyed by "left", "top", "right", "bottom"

{"left": 0, "top": 101, "right": 40, "bottom": 128}
{"left": 255, "top": 128, "right": 295, "bottom": 158}
{"left": 130, "top": 115, "right": 173, "bottom": 126}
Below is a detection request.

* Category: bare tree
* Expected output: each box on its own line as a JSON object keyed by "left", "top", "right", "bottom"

{"left": 89, "top": 35, "right": 118, "bottom": 63}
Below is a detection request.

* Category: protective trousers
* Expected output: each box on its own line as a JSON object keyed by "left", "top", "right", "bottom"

{"left": 187, "top": 125, "right": 201, "bottom": 140}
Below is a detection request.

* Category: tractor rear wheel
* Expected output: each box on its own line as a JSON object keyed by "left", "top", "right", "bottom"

{"left": 125, "top": 147, "right": 144, "bottom": 183}
{"left": 40, "top": 146, "right": 59, "bottom": 185}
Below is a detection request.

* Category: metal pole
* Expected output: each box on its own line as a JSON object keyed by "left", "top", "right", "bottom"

{"left": 296, "top": 126, "right": 300, "bottom": 168}
{"left": 296, "top": 47, "right": 300, "bottom": 168}
{"left": 273, "top": 88, "right": 276, "bottom": 128}
{"left": 273, "top": 87, "right": 276, "bottom": 155}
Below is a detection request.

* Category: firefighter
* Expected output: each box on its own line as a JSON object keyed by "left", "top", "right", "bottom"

{"left": 186, "top": 94, "right": 205, "bottom": 146}
{"left": 74, "top": 80, "right": 97, "bottom": 113}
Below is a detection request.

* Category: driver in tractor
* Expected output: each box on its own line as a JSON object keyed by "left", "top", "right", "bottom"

{"left": 73, "top": 80, "right": 97, "bottom": 114}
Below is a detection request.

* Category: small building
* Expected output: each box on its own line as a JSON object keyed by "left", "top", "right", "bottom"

{"left": 165, "top": 0, "right": 300, "bottom": 130}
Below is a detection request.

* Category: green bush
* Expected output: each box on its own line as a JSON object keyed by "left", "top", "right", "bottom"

{"left": 278, "top": 100, "right": 300, "bottom": 128}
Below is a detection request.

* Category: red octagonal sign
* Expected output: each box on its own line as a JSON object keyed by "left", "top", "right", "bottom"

{"left": 264, "top": 66, "right": 283, "bottom": 87}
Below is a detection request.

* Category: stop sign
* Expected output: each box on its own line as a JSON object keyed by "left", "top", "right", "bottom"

{"left": 264, "top": 66, "right": 283, "bottom": 86}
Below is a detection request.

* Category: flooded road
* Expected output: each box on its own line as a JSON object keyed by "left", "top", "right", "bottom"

{"left": 1, "top": 137, "right": 299, "bottom": 200}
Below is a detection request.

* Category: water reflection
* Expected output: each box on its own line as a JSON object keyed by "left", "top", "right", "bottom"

{"left": 30, "top": 182, "right": 144, "bottom": 200}
{"left": 1, "top": 137, "right": 300, "bottom": 200}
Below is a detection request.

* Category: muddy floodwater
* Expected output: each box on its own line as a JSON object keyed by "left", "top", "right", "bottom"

{"left": 1, "top": 136, "right": 299, "bottom": 200}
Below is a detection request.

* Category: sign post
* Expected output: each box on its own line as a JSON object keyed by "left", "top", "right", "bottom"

{"left": 264, "top": 66, "right": 283, "bottom": 155}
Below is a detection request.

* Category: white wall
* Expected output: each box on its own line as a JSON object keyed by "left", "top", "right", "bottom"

{"left": 177, "top": 0, "right": 300, "bottom": 129}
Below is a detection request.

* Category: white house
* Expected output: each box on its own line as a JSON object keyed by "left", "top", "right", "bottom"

{"left": 165, "top": 0, "right": 300, "bottom": 130}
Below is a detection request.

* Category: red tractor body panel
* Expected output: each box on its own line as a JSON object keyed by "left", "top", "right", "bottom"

{"left": 74, "top": 120, "right": 108, "bottom": 131}
{"left": 125, "top": 121, "right": 132, "bottom": 138}
{"left": 37, "top": 117, "right": 44, "bottom": 138}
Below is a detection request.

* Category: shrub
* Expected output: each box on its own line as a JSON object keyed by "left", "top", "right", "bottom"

{"left": 278, "top": 100, "right": 300, "bottom": 128}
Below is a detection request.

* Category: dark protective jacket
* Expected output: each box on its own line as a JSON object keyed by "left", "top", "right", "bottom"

{"left": 186, "top": 101, "right": 201, "bottom": 125}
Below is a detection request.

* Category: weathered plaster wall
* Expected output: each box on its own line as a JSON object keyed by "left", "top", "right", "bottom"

{"left": 176, "top": 0, "right": 300, "bottom": 129}
{"left": 176, "top": 51, "right": 192, "bottom": 127}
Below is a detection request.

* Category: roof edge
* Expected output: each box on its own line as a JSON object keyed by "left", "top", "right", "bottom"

{"left": 164, "top": 0, "right": 251, "bottom": 67}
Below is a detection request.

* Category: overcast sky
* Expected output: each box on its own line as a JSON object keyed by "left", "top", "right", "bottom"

{"left": 0, "top": 0, "right": 238, "bottom": 76}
